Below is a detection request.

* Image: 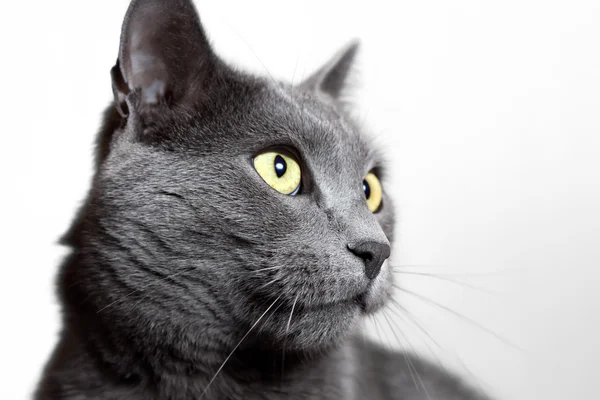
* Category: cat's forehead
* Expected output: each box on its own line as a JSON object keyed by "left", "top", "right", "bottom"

{"left": 205, "top": 78, "right": 382, "bottom": 175}
{"left": 281, "top": 90, "right": 379, "bottom": 175}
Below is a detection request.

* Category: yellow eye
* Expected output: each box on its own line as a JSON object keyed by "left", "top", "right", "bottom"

{"left": 253, "top": 151, "right": 301, "bottom": 195}
{"left": 363, "top": 172, "right": 383, "bottom": 212}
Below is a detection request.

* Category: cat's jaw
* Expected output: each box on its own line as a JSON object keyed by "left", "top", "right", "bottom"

{"left": 237, "top": 261, "right": 393, "bottom": 356}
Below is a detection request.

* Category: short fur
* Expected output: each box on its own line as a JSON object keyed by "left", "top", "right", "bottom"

{"left": 36, "top": 1, "right": 491, "bottom": 399}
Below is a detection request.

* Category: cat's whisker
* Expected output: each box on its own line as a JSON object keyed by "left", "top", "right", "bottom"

{"left": 386, "top": 299, "right": 493, "bottom": 396}
{"left": 393, "top": 284, "right": 523, "bottom": 352}
{"left": 391, "top": 269, "right": 497, "bottom": 294}
{"left": 385, "top": 301, "right": 453, "bottom": 382}
{"left": 380, "top": 310, "right": 432, "bottom": 400}
{"left": 281, "top": 293, "right": 298, "bottom": 382}
{"left": 368, "top": 315, "right": 381, "bottom": 344}
{"left": 258, "top": 298, "right": 286, "bottom": 332}
{"left": 200, "top": 294, "right": 283, "bottom": 399}
{"left": 387, "top": 298, "right": 442, "bottom": 352}
{"left": 392, "top": 264, "right": 512, "bottom": 277}
{"left": 448, "top": 347, "right": 495, "bottom": 395}
{"left": 259, "top": 278, "right": 280, "bottom": 290}
{"left": 289, "top": 55, "right": 300, "bottom": 101}
{"left": 370, "top": 314, "right": 419, "bottom": 391}
{"left": 222, "top": 21, "right": 279, "bottom": 88}
{"left": 252, "top": 265, "right": 285, "bottom": 274}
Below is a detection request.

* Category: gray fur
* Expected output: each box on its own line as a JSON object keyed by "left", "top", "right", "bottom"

{"left": 36, "top": 0, "right": 491, "bottom": 399}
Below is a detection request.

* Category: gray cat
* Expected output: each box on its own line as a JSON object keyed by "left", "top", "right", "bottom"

{"left": 35, "top": 0, "right": 492, "bottom": 399}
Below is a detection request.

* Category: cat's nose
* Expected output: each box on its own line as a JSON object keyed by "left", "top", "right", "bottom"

{"left": 348, "top": 241, "right": 391, "bottom": 279}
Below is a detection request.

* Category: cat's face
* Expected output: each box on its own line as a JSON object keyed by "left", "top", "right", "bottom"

{"left": 80, "top": 0, "right": 395, "bottom": 355}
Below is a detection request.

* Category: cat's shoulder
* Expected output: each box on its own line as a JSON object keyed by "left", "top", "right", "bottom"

{"left": 345, "top": 336, "right": 493, "bottom": 400}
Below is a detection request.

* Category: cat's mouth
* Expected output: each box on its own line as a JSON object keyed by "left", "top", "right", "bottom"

{"left": 300, "top": 290, "right": 374, "bottom": 314}
{"left": 354, "top": 292, "right": 369, "bottom": 313}
{"left": 276, "top": 290, "right": 369, "bottom": 317}
{"left": 290, "top": 280, "right": 387, "bottom": 316}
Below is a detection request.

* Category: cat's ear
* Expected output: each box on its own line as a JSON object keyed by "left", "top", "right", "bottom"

{"left": 111, "top": 0, "right": 215, "bottom": 115}
{"left": 299, "top": 40, "right": 359, "bottom": 101}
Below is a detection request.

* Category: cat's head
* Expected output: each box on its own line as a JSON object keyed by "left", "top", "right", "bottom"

{"left": 69, "top": 0, "right": 395, "bottom": 360}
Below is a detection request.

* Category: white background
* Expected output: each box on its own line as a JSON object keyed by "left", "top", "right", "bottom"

{"left": 1, "top": 1, "right": 599, "bottom": 399}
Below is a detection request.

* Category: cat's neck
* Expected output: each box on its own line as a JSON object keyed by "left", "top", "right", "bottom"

{"left": 49, "top": 322, "right": 357, "bottom": 400}
{"left": 155, "top": 343, "right": 356, "bottom": 399}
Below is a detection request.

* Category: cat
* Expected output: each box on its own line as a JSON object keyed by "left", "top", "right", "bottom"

{"left": 35, "top": 0, "right": 492, "bottom": 399}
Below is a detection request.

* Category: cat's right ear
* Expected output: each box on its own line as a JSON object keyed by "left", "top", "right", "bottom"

{"left": 111, "top": 0, "right": 216, "bottom": 116}
{"left": 299, "top": 40, "right": 359, "bottom": 102}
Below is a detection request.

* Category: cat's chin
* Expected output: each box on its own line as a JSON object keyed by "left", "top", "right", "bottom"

{"left": 253, "top": 290, "right": 389, "bottom": 353}
{"left": 355, "top": 283, "right": 392, "bottom": 316}
{"left": 251, "top": 299, "right": 361, "bottom": 353}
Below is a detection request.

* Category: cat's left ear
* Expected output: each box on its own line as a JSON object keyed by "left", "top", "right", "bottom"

{"left": 299, "top": 40, "right": 359, "bottom": 101}
{"left": 111, "top": 0, "right": 216, "bottom": 116}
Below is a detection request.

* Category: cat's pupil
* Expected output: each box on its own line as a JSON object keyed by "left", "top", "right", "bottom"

{"left": 274, "top": 155, "right": 287, "bottom": 178}
{"left": 363, "top": 180, "right": 371, "bottom": 199}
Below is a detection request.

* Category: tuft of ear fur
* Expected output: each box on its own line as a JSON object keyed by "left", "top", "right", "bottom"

{"left": 111, "top": 0, "right": 216, "bottom": 115}
{"left": 300, "top": 40, "right": 360, "bottom": 101}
